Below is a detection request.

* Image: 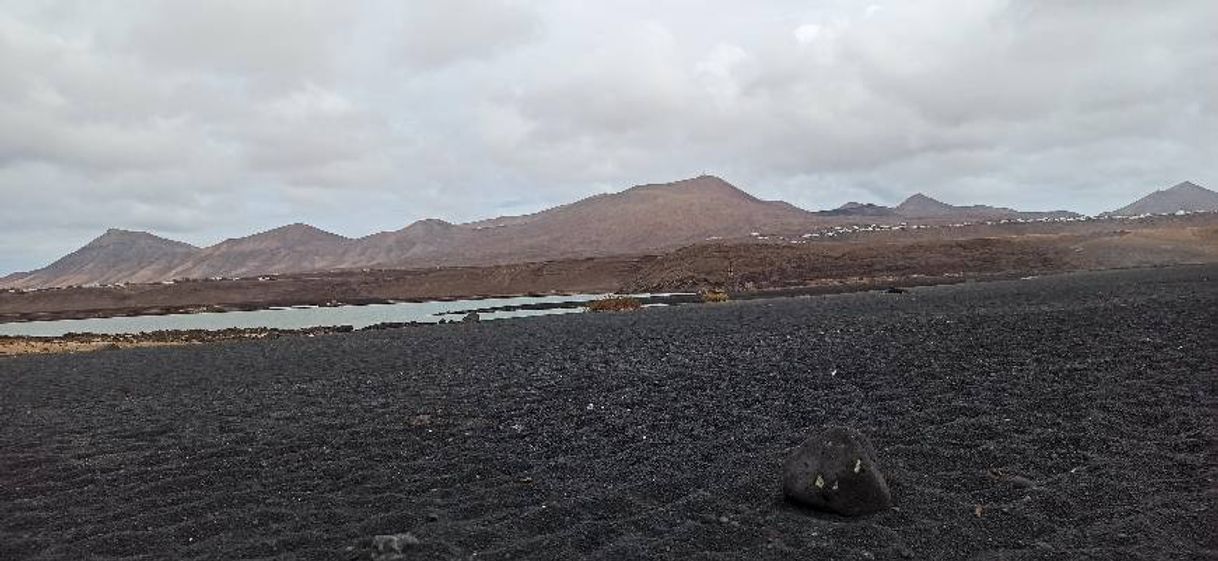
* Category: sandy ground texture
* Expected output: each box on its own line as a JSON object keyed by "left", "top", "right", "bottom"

{"left": 1, "top": 265, "right": 1215, "bottom": 560}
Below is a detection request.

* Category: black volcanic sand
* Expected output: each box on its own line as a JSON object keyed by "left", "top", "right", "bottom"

{"left": 2, "top": 265, "right": 1215, "bottom": 560}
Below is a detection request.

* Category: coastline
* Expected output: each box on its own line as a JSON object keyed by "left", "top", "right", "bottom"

{"left": 3, "top": 264, "right": 1211, "bottom": 357}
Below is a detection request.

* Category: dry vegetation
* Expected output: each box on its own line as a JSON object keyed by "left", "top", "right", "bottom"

{"left": 584, "top": 296, "right": 642, "bottom": 313}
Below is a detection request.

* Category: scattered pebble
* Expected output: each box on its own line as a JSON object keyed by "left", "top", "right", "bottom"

{"left": 372, "top": 533, "right": 420, "bottom": 554}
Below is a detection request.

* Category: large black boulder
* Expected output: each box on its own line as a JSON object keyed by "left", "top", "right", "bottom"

{"left": 782, "top": 426, "right": 892, "bottom": 516}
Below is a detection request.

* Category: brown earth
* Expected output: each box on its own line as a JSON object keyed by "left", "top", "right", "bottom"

{"left": 0, "top": 256, "right": 646, "bottom": 323}
{"left": 2, "top": 214, "right": 1215, "bottom": 325}
{"left": 4, "top": 175, "right": 1126, "bottom": 290}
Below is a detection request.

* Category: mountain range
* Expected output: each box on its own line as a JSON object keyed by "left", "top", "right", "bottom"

{"left": 3, "top": 176, "right": 1212, "bottom": 289}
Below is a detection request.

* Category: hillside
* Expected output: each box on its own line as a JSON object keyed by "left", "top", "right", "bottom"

{"left": 2, "top": 229, "right": 199, "bottom": 289}
{"left": 3, "top": 176, "right": 818, "bottom": 287}
{"left": 339, "top": 175, "right": 821, "bottom": 268}
{"left": 7, "top": 175, "right": 1176, "bottom": 289}
{"left": 894, "top": 193, "right": 1077, "bottom": 220}
{"left": 163, "top": 223, "right": 352, "bottom": 280}
{"left": 814, "top": 202, "right": 898, "bottom": 217}
{"left": 1104, "top": 181, "right": 1218, "bottom": 216}
{"left": 417, "top": 175, "right": 818, "bottom": 266}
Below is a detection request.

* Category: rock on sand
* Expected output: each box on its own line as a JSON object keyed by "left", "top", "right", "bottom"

{"left": 782, "top": 426, "right": 892, "bottom": 516}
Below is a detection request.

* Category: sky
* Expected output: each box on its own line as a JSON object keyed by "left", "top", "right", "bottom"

{"left": 1, "top": 0, "right": 1215, "bottom": 273}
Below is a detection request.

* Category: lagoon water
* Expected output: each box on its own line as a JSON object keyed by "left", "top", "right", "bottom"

{"left": 0, "top": 293, "right": 625, "bottom": 337}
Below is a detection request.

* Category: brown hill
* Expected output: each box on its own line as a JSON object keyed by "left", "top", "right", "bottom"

{"left": 4, "top": 176, "right": 817, "bottom": 288}
{"left": 1104, "top": 182, "right": 1218, "bottom": 216}
{"left": 336, "top": 175, "right": 819, "bottom": 269}
{"left": 163, "top": 223, "right": 351, "bottom": 280}
{"left": 2, "top": 229, "right": 199, "bottom": 289}
{"left": 338, "top": 219, "right": 475, "bottom": 268}
{"left": 816, "top": 202, "right": 899, "bottom": 218}
{"left": 3, "top": 175, "right": 1106, "bottom": 289}
{"left": 894, "top": 193, "right": 1077, "bottom": 220}
{"left": 425, "top": 175, "right": 818, "bottom": 266}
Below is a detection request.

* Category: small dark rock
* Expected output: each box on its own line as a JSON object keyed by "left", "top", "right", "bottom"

{"left": 885, "top": 287, "right": 906, "bottom": 294}
{"left": 462, "top": 312, "right": 480, "bottom": 323}
{"left": 361, "top": 322, "right": 406, "bottom": 331}
{"left": 782, "top": 426, "right": 892, "bottom": 516}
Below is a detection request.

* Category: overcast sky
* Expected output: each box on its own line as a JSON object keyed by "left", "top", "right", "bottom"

{"left": 1, "top": 0, "right": 1215, "bottom": 273}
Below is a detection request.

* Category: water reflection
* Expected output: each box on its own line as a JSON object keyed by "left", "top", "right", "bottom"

{"left": 0, "top": 293, "right": 637, "bottom": 337}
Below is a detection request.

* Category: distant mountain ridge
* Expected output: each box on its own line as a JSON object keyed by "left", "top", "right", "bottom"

{"left": 893, "top": 193, "right": 1077, "bottom": 220}
{"left": 161, "top": 223, "right": 352, "bottom": 280}
{"left": 815, "top": 202, "right": 897, "bottom": 217}
{"left": 2, "top": 176, "right": 1195, "bottom": 289}
{"left": 4, "top": 175, "right": 819, "bottom": 288}
{"left": 6, "top": 229, "right": 199, "bottom": 288}
{"left": 812, "top": 193, "right": 1077, "bottom": 220}
{"left": 1103, "top": 182, "right": 1218, "bottom": 216}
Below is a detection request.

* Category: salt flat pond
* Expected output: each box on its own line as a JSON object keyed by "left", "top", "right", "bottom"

{"left": 0, "top": 293, "right": 664, "bottom": 337}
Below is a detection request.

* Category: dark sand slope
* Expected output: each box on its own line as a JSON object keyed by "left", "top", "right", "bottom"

{"left": 1, "top": 266, "right": 1215, "bottom": 560}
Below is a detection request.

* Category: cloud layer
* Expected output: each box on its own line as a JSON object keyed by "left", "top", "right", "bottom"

{"left": 1, "top": 0, "right": 1215, "bottom": 272}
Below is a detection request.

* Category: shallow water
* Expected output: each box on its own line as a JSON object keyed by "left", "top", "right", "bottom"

{"left": 0, "top": 293, "right": 639, "bottom": 337}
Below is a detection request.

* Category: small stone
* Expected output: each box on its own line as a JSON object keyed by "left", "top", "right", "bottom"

{"left": 426, "top": 513, "right": 440, "bottom": 522}
{"left": 987, "top": 467, "right": 1036, "bottom": 488}
{"left": 782, "top": 426, "right": 892, "bottom": 516}
{"left": 373, "top": 533, "right": 420, "bottom": 554}
{"left": 462, "top": 312, "right": 480, "bottom": 323}
{"left": 1008, "top": 475, "right": 1036, "bottom": 488}
{"left": 718, "top": 516, "right": 729, "bottom": 524}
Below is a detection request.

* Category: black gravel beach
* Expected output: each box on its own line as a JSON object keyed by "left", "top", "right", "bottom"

{"left": 2, "top": 265, "right": 1215, "bottom": 560}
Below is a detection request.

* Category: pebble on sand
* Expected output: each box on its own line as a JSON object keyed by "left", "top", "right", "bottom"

{"left": 782, "top": 426, "right": 892, "bottom": 516}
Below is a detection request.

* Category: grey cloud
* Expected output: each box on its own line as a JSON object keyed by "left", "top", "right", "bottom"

{"left": 0, "top": 0, "right": 1215, "bottom": 273}
{"left": 120, "top": 0, "right": 353, "bottom": 84}
{"left": 399, "top": 1, "right": 542, "bottom": 68}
